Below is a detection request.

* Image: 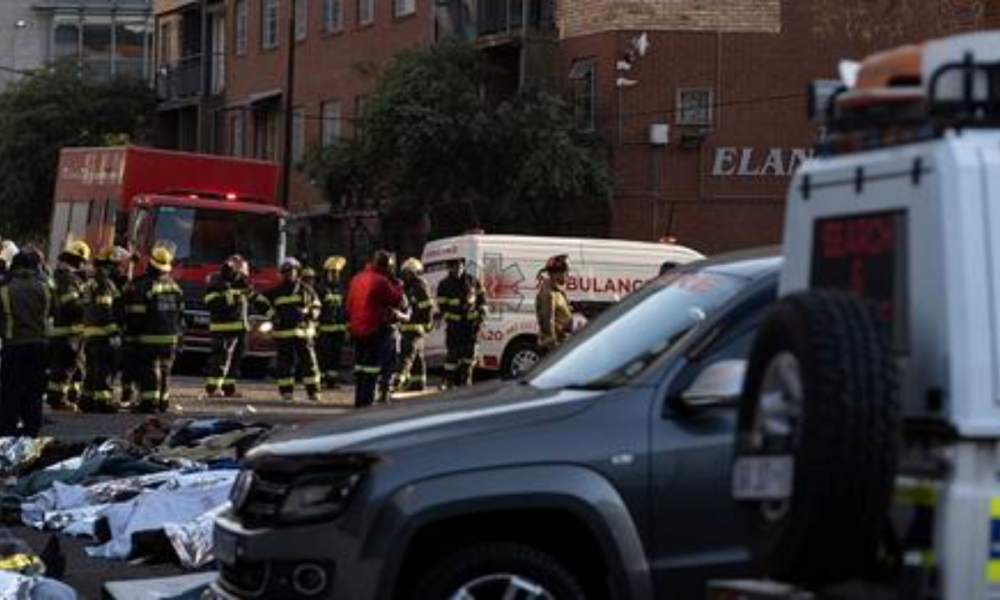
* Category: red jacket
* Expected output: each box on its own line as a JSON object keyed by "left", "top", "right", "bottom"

{"left": 347, "top": 265, "right": 404, "bottom": 338}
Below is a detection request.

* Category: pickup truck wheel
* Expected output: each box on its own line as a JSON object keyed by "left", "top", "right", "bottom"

{"left": 734, "top": 290, "right": 899, "bottom": 586}
{"left": 501, "top": 339, "right": 542, "bottom": 380}
{"left": 409, "top": 543, "right": 587, "bottom": 600}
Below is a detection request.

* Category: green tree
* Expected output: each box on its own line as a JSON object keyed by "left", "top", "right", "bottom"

{"left": 0, "top": 62, "right": 156, "bottom": 239}
{"left": 306, "top": 39, "right": 610, "bottom": 237}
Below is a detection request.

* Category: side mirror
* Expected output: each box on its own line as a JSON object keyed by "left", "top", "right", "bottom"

{"left": 678, "top": 359, "right": 747, "bottom": 411}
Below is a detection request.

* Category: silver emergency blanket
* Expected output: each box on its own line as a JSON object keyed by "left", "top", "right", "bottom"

{"left": 0, "top": 439, "right": 53, "bottom": 477}
{"left": 86, "top": 470, "right": 237, "bottom": 560}
{"left": 0, "top": 570, "right": 76, "bottom": 600}
{"left": 163, "top": 503, "right": 230, "bottom": 569}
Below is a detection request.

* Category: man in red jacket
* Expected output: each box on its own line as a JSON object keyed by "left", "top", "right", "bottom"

{"left": 347, "top": 250, "right": 404, "bottom": 408}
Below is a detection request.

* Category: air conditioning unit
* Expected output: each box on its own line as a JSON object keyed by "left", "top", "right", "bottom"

{"left": 648, "top": 123, "right": 670, "bottom": 146}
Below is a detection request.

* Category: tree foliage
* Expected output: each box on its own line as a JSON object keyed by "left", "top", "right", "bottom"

{"left": 306, "top": 39, "right": 610, "bottom": 237}
{"left": 0, "top": 62, "right": 156, "bottom": 240}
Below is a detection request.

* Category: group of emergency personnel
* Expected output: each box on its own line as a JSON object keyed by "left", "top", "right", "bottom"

{"left": 0, "top": 235, "right": 577, "bottom": 432}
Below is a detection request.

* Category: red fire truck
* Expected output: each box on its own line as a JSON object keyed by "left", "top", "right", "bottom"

{"left": 49, "top": 146, "right": 287, "bottom": 362}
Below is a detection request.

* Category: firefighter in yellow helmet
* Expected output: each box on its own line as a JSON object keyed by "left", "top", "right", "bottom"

{"left": 395, "top": 258, "right": 434, "bottom": 392}
{"left": 78, "top": 247, "right": 124, "bottom": 413}
{"left": 47, "top": 239, "right": 91, "bottom": 410}
{"left": 121, "top": 241, "right": 184, "bottom": 413}
{"left": 203, "top": 255, "right": 267, "bottom": 398}
{"left": 316, "top": 256, "right": 348, "bottom": 389}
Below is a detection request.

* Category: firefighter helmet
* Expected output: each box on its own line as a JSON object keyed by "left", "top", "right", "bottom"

{"left": 301, "top": 267, "right": 317, "bottom": 281}
{"left": 225, "top": 254, "right": 250, "bottom": 278}
{"left": 62, "top": 239, "right": 92, "bottom": 263}
{"left": 149, "top": 241, "right": 176, "bottom": 273}
{"left": 96, "top": 246, "right": 130, "bottom": 265}
{"left": 323, "top": 256, "right": 347, "bottom": 272}
{"left": 280, "top": 257, "right": 301, "bottom": 273}
{"left": 401, "top": 258, "right": 423, "bottom": 275}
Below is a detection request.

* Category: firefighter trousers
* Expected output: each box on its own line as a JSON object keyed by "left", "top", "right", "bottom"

{"left": 81, "top": 337, "right": 117, "bottom": 412}
{"left": 137, "top": 344, "right": 177, "bottom": 413}
{"left": 47, "top": 336, "right": 83, "bottom": 408}
{"left": 275, "top": 338, "right": 320, "bottom": 398}
{"left": 317, "top": 331, "right": 347, "bottom": 388}
{"left": 396, "top": 332, "right": 427, "bottom": 390}
{"left": 353, "top": 327, "right": 396, "bottom": 409}
{"left": 445, "top": 324, "right": 479, "bottom": 387}
{"left": 1, "top": 343, "right": 47, "bottom": 437}
{"left": 205, "top": 332, "right": 246, "bottom": 395}
{"left": 119, "top": 339, "right": 140, "bottom": 404}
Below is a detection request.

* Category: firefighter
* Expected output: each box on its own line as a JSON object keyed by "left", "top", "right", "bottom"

{"left": 435, "top": 257, "right": 488, "bottom": 388}
{"left": 347, "top": 250, "right": 404, "bottom": 408}
{"left": 124, "top": 241, "right": 184, "bottom": 414}
{"left": 117, "top": 251, "right": 142, "bottom": 406}
{"left": 204, "top": 255, "right": 263, "bottom": 398}
{"left": 536, "top": 254, "right": 574, "bottom": 355}
{"left": 47, "top": 240, "right": 90, "bottom": 410}
{"left": 0, "top": 251, "right": 51, "bottom": 436}
{"left": 78, "top": 248, "right": 124, "bottom": 413}
{"left": 316, "top": 256, "right": 348, "bottom": 389}
{"left": 396, "top": 258, "right": 434, "bottom": 392}
{"left": 265, "top": 258, "right": 322, "bottom": 401}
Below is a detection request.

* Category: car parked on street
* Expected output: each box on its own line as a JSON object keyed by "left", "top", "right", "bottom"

{"left": 212, "top": 249, "right": 781, "bottom": 600}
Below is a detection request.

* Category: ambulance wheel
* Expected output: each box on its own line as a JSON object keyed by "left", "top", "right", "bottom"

{"left": 734, "top": 290, "right": 899, "bottom": 586}
{"left": 501, "top": 338, "right": 542, "bottom": 380}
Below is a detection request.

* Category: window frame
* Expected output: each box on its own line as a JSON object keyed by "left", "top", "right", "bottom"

{"left": 569, "top": 58, "right": 596, "bottom": 133}
{"left": 676, "top": 87, "right": 715, "bottom": 127}
{"left": 322, "top": 0, "right": 343, "bottom": 33}
{"left": 291, "top": 106, "right": 306, "bottom": 164}
{"left": 261, "top": 0, "right": 280, "bottom": 50}
{"left": 393, "top": 0, "right": 416, "bottom": 18}
{"left": 235, "top": 0, "right": 249, "bottom": 55}
{"left": 358, "top": 0, "right": 374, "bottom": 26}
{"left": 320, "top": 100, "right": 342, "bottom": 146}
{"left": 294, "top": 0, "right": 308, "bottom": 40}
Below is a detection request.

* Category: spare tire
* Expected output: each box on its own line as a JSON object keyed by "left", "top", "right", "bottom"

{"left": 734, "top": 290, "right": 899, "bottom": 586}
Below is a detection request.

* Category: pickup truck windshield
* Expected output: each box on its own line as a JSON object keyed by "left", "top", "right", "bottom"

{"left": 529, "top": 270, "right": 745, "bottom": 390}
{"left": 153, "top": 206, "right": 280, "bottom": 267}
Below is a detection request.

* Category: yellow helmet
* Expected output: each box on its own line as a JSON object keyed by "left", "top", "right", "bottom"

{"left": 324, "top": 256, "right": 347, "bottom": 272}
{"left": 149, "top": 241, "right": 176, "bottom": 273}
{"left": 96, "top": 246, "right": 129, "bottom": 264}
{"left": 401, "top": 258, "right": 423, "bottom": 275}
{"left": 63, "top": 239, "right": 91, "bottom": 262}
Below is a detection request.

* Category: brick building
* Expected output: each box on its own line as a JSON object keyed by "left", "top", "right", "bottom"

{"left": 152, "top": 0, "right": 1000, "bottom": 260}
{"left": 559, "top": 0, "right": 994, "bottom": 253}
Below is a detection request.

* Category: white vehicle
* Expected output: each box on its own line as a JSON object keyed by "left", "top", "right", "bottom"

{"left": 420, "top": 233, "right": 703, "bottom": 378}
{"left": 719, "top": 31, "right": 1000, "bottom": 600}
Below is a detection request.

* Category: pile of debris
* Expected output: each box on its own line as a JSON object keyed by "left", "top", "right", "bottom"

{"left": 0, "top": 418, "right": 273, "bottom": 598}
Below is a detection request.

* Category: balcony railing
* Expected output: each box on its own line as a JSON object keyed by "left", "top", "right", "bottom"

{"left": 156, "top": 53, "right": 225, "bottom": 102}
{"left": 437, "top": 0, "right": 556, "bottom": 40}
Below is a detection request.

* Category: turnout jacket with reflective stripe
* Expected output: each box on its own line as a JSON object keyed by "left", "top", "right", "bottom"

{"left": 121, "top": 271, "right": 185, "bottom": 345}
{"left": 0, "top": 270, "right": 51, "bottom": 344}
{"left": 436, "top": 273, "right": 487, "bottom": 325}
{"left": 316, "top": 278, "right": 347, "bottom": 333}
{"left": 204, "top": 274, "right": 265, "bottom": 333}
{"left": 401, "top": 276, "right": 434, "bottom": 334}
{"left": 50, "top": 265, "right": 86, "bottom": 337}
{"left": 82, "top": 276, "right": 120, "bottom": 339}
{"left": 264, "top": 280, "right": 321, "bottom": 339}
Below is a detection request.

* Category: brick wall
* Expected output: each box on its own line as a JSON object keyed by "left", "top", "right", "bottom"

{"left": 560, "top": 0, "right": 782, "bottom": 39}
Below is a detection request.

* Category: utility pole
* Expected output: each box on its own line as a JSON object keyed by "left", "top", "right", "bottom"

{"left": 279, "top": 0, "right": 298, "bottom": 210}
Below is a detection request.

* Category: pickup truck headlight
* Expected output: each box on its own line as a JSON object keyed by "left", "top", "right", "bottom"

{"left": 279, "top": 473, "right": 363, "bottom": 523}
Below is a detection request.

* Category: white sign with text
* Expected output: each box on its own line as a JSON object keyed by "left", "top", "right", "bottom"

{"left": 712, "top": 147, "right": 814, "bottom": 177}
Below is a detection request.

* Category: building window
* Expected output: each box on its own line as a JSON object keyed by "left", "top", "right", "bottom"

{"left": 291, "top": 107, "right": 306, "bottom": 164}
{"left": 569, "top": 59, "right": 596, "bottom": 132}
{"left": 320, "top": 100, "right": 342, "bottom": 145}
{"left": 358, "top": 0, "right": 374, "bottom": 25}
{"left": 322, "top": 0, "right": 343, "bottom": 32}
{"left": 677, "top": 88, "right": 714, "bottom": 127}
{"left": 51, "top": 10, "right": 152, "bottom": 80}
{"left": 235, "top": 0, "right": 248, "bottom": 55}
{"left": 232, "top": 113, "right": 246, "bottom": 157}
{"left": 394, "top": 0, "right": 415, "bottom": 17}
{"left": 262, "top": 0, "right": 280, "bottom": 49}
{"left": 295, "top": 0, "right": 308, "bottom": 39}
{"left": 255, "top": 108, "right": 280, "bottom": 160}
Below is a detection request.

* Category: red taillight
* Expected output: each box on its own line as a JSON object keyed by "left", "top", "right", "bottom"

{"left": 225, "top": 193, "right": 238, "bottom": 201}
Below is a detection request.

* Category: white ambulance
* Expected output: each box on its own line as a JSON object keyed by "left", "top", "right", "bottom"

{"left": 420, "top": 234, "right": 704, "bottom": 378}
